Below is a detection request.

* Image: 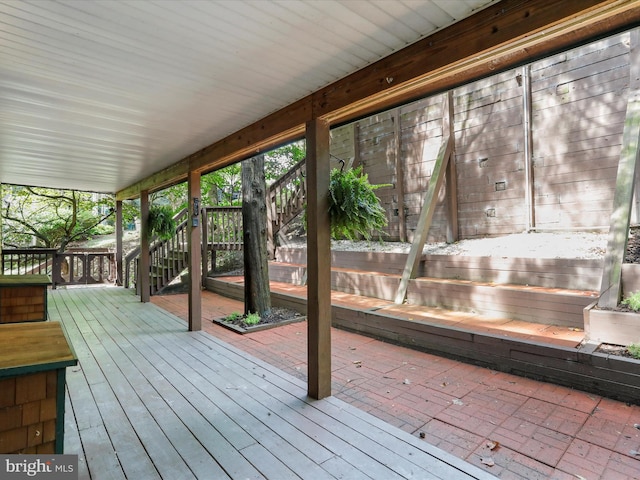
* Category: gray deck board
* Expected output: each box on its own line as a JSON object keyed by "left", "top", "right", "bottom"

{"left": 49, "top": 288, "right": 495, "bottom": 480}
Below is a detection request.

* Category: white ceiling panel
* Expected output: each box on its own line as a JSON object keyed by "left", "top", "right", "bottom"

{"left": 0, "top": 0, "right": 496, "bottom": 193}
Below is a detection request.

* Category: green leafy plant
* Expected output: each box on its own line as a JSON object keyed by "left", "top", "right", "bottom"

{"left": 223, "top": 311, "right": 242, "bottom": 322}
{"left": 327, "top": 166, "right": 389, "bottom": 240}
{"left": 148, "top": 205, "right": 176, "bottom": 240}
{"left": 627, "top": 343, "right": 640, "bottom": 359}
{"left": 621, "top": 291, "right": 640, "bottom": 312}
{"left": 244, "top": 312, "right": 261, "bottom": 326}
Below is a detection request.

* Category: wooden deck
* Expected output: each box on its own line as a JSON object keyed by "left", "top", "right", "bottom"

{"left": 49, "top": 287, "right": 495, "bottom": 480}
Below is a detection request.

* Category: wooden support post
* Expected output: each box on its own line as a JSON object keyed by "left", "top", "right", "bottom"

{"left": 394, "top": 116, "right": 454, "bottom": 304}
{"left": 139, "top": 191, "right": 150, "bottom": 303}
{"left": 306, "top": 118, "right": 332, "bottom": 400}
{"left": 444, "top": 91, "right": 458, "bottom": 243}
{"left": 598, "top": 91, "right": 640, "bottom": 308}
{"left": 201, "top": 205, "right": 208, "bottom": 287}
{"left": 522, "top": 65, "right": 536, "bottom": 231}
{"left": 630, "top": 29, "right": 640, "bottom": 226}
{"left": 116, "top": 199, "right": 123, "bottom": 286}
{"left": 393, "top": 109, "right": 407, "bottom": 242}
{"left": 188, "top": 170, "right": 202, "bottom": 331}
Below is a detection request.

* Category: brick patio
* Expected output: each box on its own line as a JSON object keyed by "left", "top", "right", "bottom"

{"left": 152, "top": 290, "right": 640, "bottom": 480}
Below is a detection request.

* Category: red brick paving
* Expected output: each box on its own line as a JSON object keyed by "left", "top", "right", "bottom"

{"left": 151, "top": 290, "right": 640, "bottom": 480}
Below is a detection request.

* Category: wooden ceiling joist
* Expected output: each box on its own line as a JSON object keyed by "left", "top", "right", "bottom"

{"left": 116, "top": 0, "right": 640, "bottom": 201}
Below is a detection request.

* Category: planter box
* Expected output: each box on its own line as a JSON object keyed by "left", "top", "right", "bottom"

{"left": 212, "top": 315, "right": 305, "bottom": 334}
{"left": 584, "top": 301, "right": 640, "bottom": 345}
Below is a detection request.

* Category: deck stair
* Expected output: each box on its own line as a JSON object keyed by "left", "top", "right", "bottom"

{"left": 269, "top": 246, "right": 602, "bottom": 329}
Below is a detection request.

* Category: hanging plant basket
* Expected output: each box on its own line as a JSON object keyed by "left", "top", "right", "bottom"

{"left": 327, "top": 166, "right": 389, "bottom": 240}
{"left": 148, "top": 205, "right": 176, "bottom": 240}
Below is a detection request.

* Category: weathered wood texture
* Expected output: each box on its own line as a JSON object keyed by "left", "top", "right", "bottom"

{"left": 345, "top": 29, "right": 636, "bottom": 242}
{"left": 50, "top": 288, "right": 494, "bottom": 480}
{"left": 530, "top": 33, "right": 630, "bottom": 230}
{"left": 187, "top": 171, "right": 202, "bottom": 331}
{"left": 275, "top": 248, "right": 603, "bottom": 291}
{"left": 0, "top": 371, "right": 58, "bottom": 453}
{"left": 306, "top": 118, "right": 332, "bottom": 400}
{"left": 267, "top": 250, "right": 600, "bottom": 328}
{"left": 0, "top": 275, "right": 50, "bottom": 323}
{"left": 0, "top": 322, "right": 77, "bottom": 454}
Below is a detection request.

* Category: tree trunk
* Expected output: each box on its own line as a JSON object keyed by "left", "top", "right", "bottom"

{"left": 242, "top": 155, "right": 271, "bottom": 316}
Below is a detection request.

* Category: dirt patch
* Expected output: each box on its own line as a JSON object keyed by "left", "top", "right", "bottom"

{"left": 595, "top": 343, "right": 638, "bottom": 359}
{"left": 215, "top": 307, "right": 305, "bottom": 333}
{"left": 625, "top": 228, "right": 640, "bottom": 263}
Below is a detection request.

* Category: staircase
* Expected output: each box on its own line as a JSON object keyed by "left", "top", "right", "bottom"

{"left": 126, "top": 159, "right": 308, "bottom": 296}
{"left": 124, "top": 208, "right": 189, "bottom": 295}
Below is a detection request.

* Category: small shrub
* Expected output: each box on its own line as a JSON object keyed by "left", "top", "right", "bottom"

{"left": 621, "top": 291, "right": 640, "bottom": 312}
{"left": 628, "top": 343, "right": 640, "bottom": 359}
{"left": 224, "top": 311, "right": 242, "bottom": 322}
{"left": 244, "top": 312, "right": 261, "bottom": 326}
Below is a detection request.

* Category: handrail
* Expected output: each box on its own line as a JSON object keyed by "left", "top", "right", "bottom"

{"left": 2, "top": 248, "right": 115, "bottom": 287}
{"left": 265, "top": 158, "right": 306, "bottom": 256}
{"left": 123, "top": 159, "right": 309, "bottom": 292}
{"left": 124, "top": 208, "right": 189, "bottom": 290}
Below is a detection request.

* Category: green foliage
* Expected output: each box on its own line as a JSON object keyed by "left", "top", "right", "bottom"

{"left": 264, "top": 141, "right": 305, "bottom": 181}
{"left": 628, "top": 343, "right": 640, "bottom": 359}
{"left": 621, "top": 291, "right": 640, "bottom": 312}
{"left": 224, "top": 311, "right": 242, "bottom": 322}
{"left": 327, "top": 166, "right": 389, "bottom": 240}
{"left": 1, "top": 185, "right": 116, "bottom": 250}
{"left": 244, "top": 312, "right": 261, "bottom": 326}
{"left": 148, "top": 205, "right": 176, "bottom": 240}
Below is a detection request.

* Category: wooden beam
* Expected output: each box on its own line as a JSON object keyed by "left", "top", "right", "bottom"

{"left": 306, "top": 118, "right": 332, "bottom": 400}
{"left": 394, "top": 122, "right": 454, "bottom": 304}
{"left": 117, "top": 158, "right": 190, "bottom": 201}
{"left": 139, "top": 191, "right": 150, "bottom": 303}
{"left": 522, "top": 65, "right": 536, "bottom": 231}
{"left": 116, "top": 200, "right": 123, "bottom": 286}
{"left": 188, "top": 171, "right": 202, "bottom": 331}
{"left": 393, "top": 109, "right": 407, "bottom": 243}
{"left": 117, "top": 0, "right": 640, "bottom": 200}
{"left": 598, "top": 91, "right": 640, "bottom": 308}
{"left": 630, "top": 29, "right": 640, "bottom": 225}
{"left": 444, "top": 92, "right": 458, "bottom": 244}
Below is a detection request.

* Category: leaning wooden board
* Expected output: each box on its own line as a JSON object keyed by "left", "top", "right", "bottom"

{"left": 0, "top": 321, "right": 77, "bottom": 454}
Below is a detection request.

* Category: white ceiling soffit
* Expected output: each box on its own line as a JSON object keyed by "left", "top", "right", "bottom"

{"left": 0, "top": 0, "right": 496, "bottom": 194}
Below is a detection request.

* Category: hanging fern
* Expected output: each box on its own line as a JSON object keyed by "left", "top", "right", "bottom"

{"left": 148, "top": 205, "right": 176, "bottom": 240}
{"left": 327, "top": 166, "right": 389, "bottom": 240}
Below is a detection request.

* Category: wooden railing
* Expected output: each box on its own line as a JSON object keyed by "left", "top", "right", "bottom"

{"left": 267, "top": 158, "right": 306, "bottom": 235}
{"left": 124, "top": 159, "right": 308, "bottom": 293}
{"left": 124, "top": 208, "right": 189, "bottom": 294}
{"left": 2, "top": 248, "right": 115, "bottom": 287}
{"left": 1, "top": 248, "right": 56, "bottom": 276}
{"left": 203, "top": 206, "right": 243, "bottom": 250}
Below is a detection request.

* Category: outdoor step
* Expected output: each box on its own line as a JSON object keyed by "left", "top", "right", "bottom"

{"left": 407, "top": 277, "right": 597, "bottom": 329}
{"left": 274, "top": 246, "right": 603, "bottom": 290}
{"left": 267, "top": 260, "right": 597, "bottom": 328}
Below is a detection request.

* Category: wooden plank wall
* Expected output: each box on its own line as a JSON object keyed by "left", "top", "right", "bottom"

{"left": 335, "top": 29, "right": 633, "bottom": 242}
{"left": 530, "top": 33, "right": 629, "bottom": 229}
{"left": 454, "top": 68, "right": 526, "bottom": 237}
